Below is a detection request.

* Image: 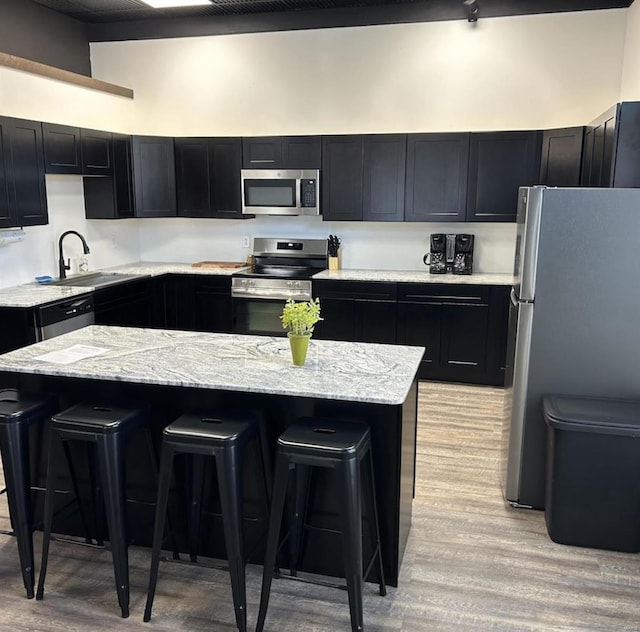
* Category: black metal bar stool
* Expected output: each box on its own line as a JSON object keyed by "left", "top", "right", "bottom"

{"left": 36, "top": 401, "right": 154, "bottom": 618}
{"left": 143, "top": 409, "right": 271, "bottom": 632}
{"left": 256, "top": 417, "right": 386, "bottom": 632}
{"left": 0, "top": 389, "right": 57, "bottom": 598}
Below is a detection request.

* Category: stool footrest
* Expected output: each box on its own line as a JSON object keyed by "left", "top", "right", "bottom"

{"left": 276, "top": 571, "right": 348, "bottom": 592}
{"left": 160, "top": 554, "right": 230, "bottom": 573}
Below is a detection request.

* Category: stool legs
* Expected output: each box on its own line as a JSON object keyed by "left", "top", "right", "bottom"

{"left": 144, "top": 442, "right": 174, "bottom": 623}
{"left": 256, "top": 455, "right": 290, "bottom": 632}
{"left": 362, "top": 451, "right": 386, "bottom": 597}
{"left": 338, "top": 457, "right": 364, "bottom": 632}
{"left": 0, "top": 421, "right": 36, "bottom": 598}
{"left": 216, "top": 445, "right": 247, "bottom": 632}
{"left": 289, "top": 464, "right": 311, "bottom": 577}
{"left": 188, "top": 454, "right": 206, "bottom": 563}
{"left": 95, "top": 432, "right": 129, "bottom": 618}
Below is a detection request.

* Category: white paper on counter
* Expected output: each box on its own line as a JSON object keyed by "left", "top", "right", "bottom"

{"left": 35, "top": 344, "right": 109, "bottom": 365}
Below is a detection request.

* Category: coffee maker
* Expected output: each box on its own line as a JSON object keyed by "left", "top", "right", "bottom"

{"left": 423, "top": 233, "right": 474, "bottom": 274}
{"left": 452, "top": 233, "right": 474, "bottom": 275}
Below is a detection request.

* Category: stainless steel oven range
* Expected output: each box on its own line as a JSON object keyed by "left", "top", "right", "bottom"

{"left": 231, "top": 237, "right": 328, "bottom": 335}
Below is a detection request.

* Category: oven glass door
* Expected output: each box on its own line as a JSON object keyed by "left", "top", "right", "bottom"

{"left": 232, "top": 296, "right": 287, "bottom": 336}
{"left": 243, "top": 179, "right": 297, "bottom": 208}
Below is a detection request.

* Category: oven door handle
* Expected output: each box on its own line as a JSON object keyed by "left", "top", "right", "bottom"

{"left": 232, "top": 289, "right": 312, "bottom": 301}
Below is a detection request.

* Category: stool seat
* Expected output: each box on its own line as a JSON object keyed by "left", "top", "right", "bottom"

{"left": 52, "top": 402, "right": 147, "bottom": 434}
{"left": 0, "top": 389, "right": 57, "bottom": 599}
{"left": 37, "top": 401, "right": 153, "bottom": 619}
{"left": 163, "top": 410, "right": 257, "bottom": 448}
{"left": 278, "top": 417, "right": 370, "bottom": 459}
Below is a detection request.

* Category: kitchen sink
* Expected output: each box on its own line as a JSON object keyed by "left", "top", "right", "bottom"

{"left": 48, "top": 272, "right": 150, "bottom": 288}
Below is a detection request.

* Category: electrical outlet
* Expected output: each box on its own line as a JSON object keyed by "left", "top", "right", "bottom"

{"left": 242, "top": 236, "right": 250, "bottom": 248}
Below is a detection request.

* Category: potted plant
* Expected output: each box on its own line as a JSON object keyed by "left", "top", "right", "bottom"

{"left": 280, "top": 297, "right": 322, "bottom": 366}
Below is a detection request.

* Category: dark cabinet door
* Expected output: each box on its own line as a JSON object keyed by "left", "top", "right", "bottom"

{"left": 1, "top": 118, "right": 48, "bottom": 228}
{"left": 486, "top": 285, "right": 510, "bottom": 386}
{"left": 242, "top": 136, "right": 282, "bottom": 168}
{"left": 0, "top": 122, "right": 12, "bottom": 228}
{"left": 42, "top": 123, "right": 81, "bottom": 174}
{"left": 396, "top": 302, "right": 441, "bottom": 378}
{"left": 321, "top": 135, "right": 364, "bottom": 221}
{"left": 194, "top": 277, "right": 232, "bottom": 333}
{"left": 612, "top": 102, "right": 640, "bottom": 187}
{"left": 282, "top": 136, "right": 322, "bottom": 169}
{"left": 209, "top": 138, "right": 243, "bottom": 218}
{"left": 580, "top": 127, "right": 594, "bottom": 186}
{"left": 83, "top": 133, "right": 133, "bottom": 219}
{"left": 0, "top": 307, "right": 37, "bottom": 354}
{"left": 175, "top": 137, "right": 242, "bottom": 219}
{"left": 164, "top": 275, "right": 196, "bottom": 330}
{"left": 363, "top": 134, "right": 406, "bottom": 222}
{"left": 94, "top": 280, "right": 153, "bottom": 328}
{"left": 405, "top": 133, "right": 469, "bottom": 222}
{"left": 175, "top": 137, "right": 210, "bottom": 217}
{"left": 439, "top": 301, "right": 490, "bottom": 383}
{"left": 132, "top": 136, "right": 176, "bottom": 217}
{"left": 81, "top": 128, "right": 112, "bottom": 176}
{"left": 313, "top": 297, "right": 355, "bottom": 341}
{"left": 539, "top": 127, "right": 584, "bottom": 187}
{"left": 355, "top": 300, "right": 397, "bottom": 343}
{"left": 467, "top": 131, "right": 542, "bottom": 222}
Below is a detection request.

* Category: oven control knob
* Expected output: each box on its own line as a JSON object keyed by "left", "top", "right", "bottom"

{"left": 249, "top": 279, "right": 255, "bottom": 287}
{"left": 294, "top": 281, "right": 301, "bottom": 289}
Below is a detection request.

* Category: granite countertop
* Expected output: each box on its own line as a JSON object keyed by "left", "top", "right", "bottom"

{"left": 0, "top": 325, "right": 424, "bottom": 406}
{"left": 313, "top": 269, "right": 515, "bottom": 285}
{"left": 0, "top": 262, "right": 249, "bottom": 308}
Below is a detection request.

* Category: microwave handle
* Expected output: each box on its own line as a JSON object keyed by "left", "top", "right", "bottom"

{"left": 295, "top": 178, "right": 302, "bottom": 209}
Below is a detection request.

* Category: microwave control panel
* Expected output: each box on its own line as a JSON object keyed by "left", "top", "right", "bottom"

{"left": 300, "top": 179, "right": 317, "bottom": 208}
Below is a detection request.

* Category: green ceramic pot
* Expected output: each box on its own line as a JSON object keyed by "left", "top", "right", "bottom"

{"left": 287, "top": 332, "right": 311, "bottom": 366}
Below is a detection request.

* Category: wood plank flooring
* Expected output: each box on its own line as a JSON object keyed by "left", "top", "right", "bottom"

{"left": 0, "top": 381, "right": 639, "bottom": 631}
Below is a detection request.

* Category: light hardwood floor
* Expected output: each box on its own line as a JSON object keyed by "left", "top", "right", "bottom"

{"left": 0, "top": 382, "right": 638, "bottom": 631}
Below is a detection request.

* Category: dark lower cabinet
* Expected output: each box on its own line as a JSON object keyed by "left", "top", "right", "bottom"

{"left": 396, "top": 283, "right": 508, "bottom": 386}
{"left": 194, "top": 276, "right": 232, "bottom": 333}
{"left": 0, "top": 307, "right": 36, "bottom": 355}
{"left": 93, "top": 279, "right": 153, "bottom": 327}
{"left": 0, "top": 117, "right": 48, "bottom": 228}
{"left": 163, "top": 275, "right": 196, "bottom": 330}
{"left": 313, "top": 280, "right": 397, "bottom": 343}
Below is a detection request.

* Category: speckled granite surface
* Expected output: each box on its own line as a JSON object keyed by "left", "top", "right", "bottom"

{"left": 0, "top": 325, "right": 424, "bottom": 405}
{"left": 0, "top": 262, "right": 248, "bottom": 308}
{"left": 313, "top": 269, "right": 514, "bottom": 285}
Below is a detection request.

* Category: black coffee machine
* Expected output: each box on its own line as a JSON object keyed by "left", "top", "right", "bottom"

{"left": 423, "top": 233, "right": 474, "bottom": 275}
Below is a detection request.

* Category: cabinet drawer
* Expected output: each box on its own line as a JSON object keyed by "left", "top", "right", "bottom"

{"left": 314, "top": 280, "right": 397, "bottom": 301}
{"left": 398, "top": 283, "right": 489, "bottom": 304}
{"left": 194, "top": 276, "right": 231, "bottom": 295}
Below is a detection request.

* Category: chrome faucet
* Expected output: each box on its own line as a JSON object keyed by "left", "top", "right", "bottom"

{"left": 58, "top": 230, "right": 90, "bottom": 279}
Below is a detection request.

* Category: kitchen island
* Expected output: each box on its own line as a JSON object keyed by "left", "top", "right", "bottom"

{"left": 0, "top": 325, "right": 423, "bottom": 586}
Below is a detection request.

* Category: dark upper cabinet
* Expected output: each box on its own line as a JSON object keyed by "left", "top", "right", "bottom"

{"left": 467, "top": 131, "right": 542, "bottom": 222}
{"left": 363, "top": 134, "right": 406, "bottom": 222}
{"left": 0, "top": 117, "right": 48, "bottom": 228}
{"left": 405, "top": 133, "right": 469, "bottom": 222}
{"left": 81, "top": 128, "right": 112, "bottom": 176}
{"left": 43, "top": 124, "right": 112, "bottom": 176}
{"left": 242, "top": 136, "right": 321, "bottom": 169}
{"left": 539, "top": 127, "right": 584, "bottom": 187}
{"left": 42, "top": 123, "right": 81, "bottom": 174}
{"left": 581, "top": 102, "right": 640, "bottom": 188}
{"left": 322, "top": 135, "right": 406, "bottom": 223}
{"left": 84, "top": 133, "right": 134, "bottom": 219}
{"left": 131, "top": 135, "right": 176, "bottom": 217}
{"left": 175, "top": 137, "right": 243, "bottom": 219}
{"left": 322, "top": 135, "right": 364, "bottom": 221}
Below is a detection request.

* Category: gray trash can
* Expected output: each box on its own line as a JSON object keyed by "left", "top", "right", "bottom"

{"left": 543, "top": 395, "right": 640, "bottom": 552}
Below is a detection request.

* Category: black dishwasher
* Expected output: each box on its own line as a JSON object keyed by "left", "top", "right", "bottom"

{"left": 36, "top": 295, "right": 95, "bottom": 340}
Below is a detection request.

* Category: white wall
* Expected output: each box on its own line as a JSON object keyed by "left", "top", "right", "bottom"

{"left": 0, "top": 9, "right": 631, "bottom": 288}
{"left": 91, "top": 11, "right": 627, "bottom": 135}
{"left": 621, "top": 1, "right": 640, "bottom": 100}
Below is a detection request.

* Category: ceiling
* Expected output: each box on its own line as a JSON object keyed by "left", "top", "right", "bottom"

{"left": 29, "top": 0, "right": 634, "bottom": 41}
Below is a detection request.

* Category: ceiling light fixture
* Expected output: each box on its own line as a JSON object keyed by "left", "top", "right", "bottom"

{"left": 139, "top": 0, "right": 212, "bottom": 8}
{"left": 463, "top": 0, "right": 479, "bottom": 22}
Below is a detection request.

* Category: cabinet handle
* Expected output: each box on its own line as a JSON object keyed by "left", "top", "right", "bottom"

{"left": 251, "top": 159, "right": 276, "bottom": 163}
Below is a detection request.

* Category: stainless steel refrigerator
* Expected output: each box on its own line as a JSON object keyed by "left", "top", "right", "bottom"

{"left": 503, "top": 186, "right": 640, "bottom": 510}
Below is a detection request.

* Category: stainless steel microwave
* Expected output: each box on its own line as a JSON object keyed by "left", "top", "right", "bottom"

{"left": 241, "top": 169, "right": 320, "bottom": 216}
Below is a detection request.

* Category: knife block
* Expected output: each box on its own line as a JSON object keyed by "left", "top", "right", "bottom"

{"left": 328, "top": 256, "right": 340, "bottom": 270}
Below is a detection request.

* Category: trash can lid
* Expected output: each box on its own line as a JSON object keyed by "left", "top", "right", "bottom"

{"left": 543, "top": 395, "right": 640, "bottom": 437}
